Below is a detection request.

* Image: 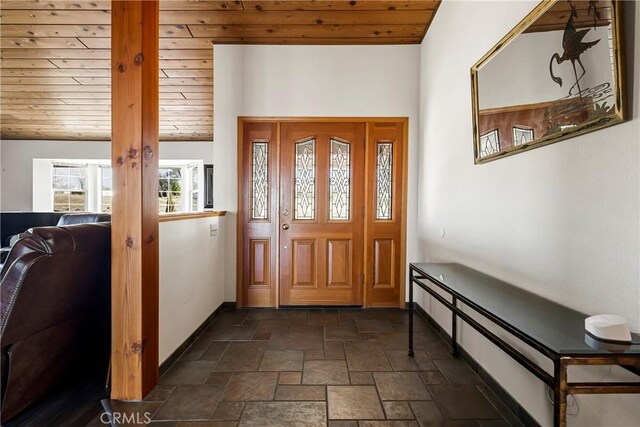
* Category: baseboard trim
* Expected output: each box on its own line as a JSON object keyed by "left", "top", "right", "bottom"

{"left": 408, "top": 302, "right": 539, "bottom": 427}
{"left": 159, "top": 301, "right": 236, "bottom": 375}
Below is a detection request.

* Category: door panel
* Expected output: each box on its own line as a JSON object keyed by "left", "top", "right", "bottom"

{"left": 280, "top": 122, "right": 365, "bottom": 306}
{"left": 292, "top": 239, "right": 316, "bottom": 287}
{"left": 366, "top": 121, "right": 406, "bottom": 307}
{"left": 373, "top": 238, "right": 394, "bottom": 289}
{"left": 249, "top": 239, "right": 270, "bottom": 287}
{"left": 240, "top": 122, "right": 278, "bottom": 307}
{"left": 327, "top": 239, "right": 352, "bottom": 288}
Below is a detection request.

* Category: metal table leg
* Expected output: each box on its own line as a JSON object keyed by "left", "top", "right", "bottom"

{"left": 408, "top": 266, "right": 414, "bottom": 357}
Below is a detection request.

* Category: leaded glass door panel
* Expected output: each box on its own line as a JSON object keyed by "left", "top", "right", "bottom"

{"left": 279, "top": 122, "right": 365, "bottom": 306}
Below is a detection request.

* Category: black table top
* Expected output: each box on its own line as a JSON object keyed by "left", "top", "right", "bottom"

{"left": 410, "top": 262, "right": 640, "bottom": 357}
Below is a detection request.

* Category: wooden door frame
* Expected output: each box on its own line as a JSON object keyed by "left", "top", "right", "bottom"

{"left": 237, "top": 117, "right": 409, "bottom": 309}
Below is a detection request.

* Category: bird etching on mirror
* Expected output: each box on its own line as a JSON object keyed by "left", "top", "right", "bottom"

{"left": 549, "top": 2, "right": 601, "bottom": 98}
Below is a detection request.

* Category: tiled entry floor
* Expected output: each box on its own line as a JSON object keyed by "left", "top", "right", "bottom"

{"left": 90, "top": 309, "right": 521, "bottom": 426}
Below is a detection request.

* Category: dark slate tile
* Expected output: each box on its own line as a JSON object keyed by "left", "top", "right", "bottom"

{"left": 305, "top": 349, "right": 325, "bottom": 360}
{"left": 419, "top": 371, "right": 448, "bottom": 385}
{"left": 434, "top": 359, "right": 483, "bottom": 385}
{"left": 377, "top": 332, "right": 433, "bottom": 350}
{"left": 383, "top": 401, "right": 414, "bottom": 419}
{"left": 373, "top": 372, "right": 431, "bottom": 401}
{"left": 214, "top": 341, "right": 267, "bottom": 372}
{"left": 360, "top": 332, "right": 380, "bottom": 340}
{"left": 255, "top": 319, "right": 292, "bottom": 333}
{"left": 358, "top": 422, "right": 419, "bottom": 427}
{"left": 200, "top": 341, "right": 231, "bottom": 362}
{"left": 160, "top": 361, "right": 216, "bottom": 386}
{"left": 307, "top": 310, "right": 340, "bottom": 326}
{"left": 477, "top": 385, "right": 521, "bottom": 427}
{"left": 356, "top": 319, "right": 394, "bottom": 333}
{"left": 324, "top": 341, "right": 346, "bottom": 360}
{"left": 409, "top": 400, "right": 445, "bottom": 426}
{"left": 212, "top": 402, "right": 245, "bottom": 421}
{"left": 245, "top": 309, "right": 282, "bottom": 320}
{"left": 278, "top": 371, "right": 302, "bottom": 385}
{"left": 423, "top": 344, "right": 453, "bottom": 360}
{"left": 344, "top": 340, "right": 392, "bottom": 371}
{"left": 303, "top": 360, "right": 349, "bottom": 385}
{"left": 259, "top": 350, "right": 304, "bottom": 371}
{"left": 274, "top": 385, "right": 326, "bottom": 401}
{"left": 239, "top": 401, "right": 326, "bottom": 427}
{"left": 144, "top": 385, "right": 175, "bottom": 402}
{"left": 385, "top": 350, "right": 421, "bottom": 371}
{"left": 349, "top": 371, "right": 374, "bottom": 385}
{"left": 205, "top": 372, "right": 233, "bottom": 386}
{"left": 289, "top": 324, "right": 324, "bottom": 334}
{"left": 324, "top": 326, "right": 361, "bottom": 340}
{"left": 279, "top": 309, "right": 309, "bottom": 320}
{"left": 328, "top": 422, "right": 358, "bottom": 427}
{"left": 428, "top": 385, "right": 501, "bottom": 420}
{"left": 338, "top": 310, "right": 371, "bottom": 322}
{"left": 214, "top": 310, "right": 249, "bottom": 325}
{"left": 251, "top": 332, "right": 271, "bottom": 341}
{"left": 221, "top": 372, "right": 278, "bottom": 401}
{"left": 268, "top": 331, "right": 324, "bottom": 350}
{"left": 153, "top": 385, "right": 224, "bottom": 420}
{"left": 327, "top": 385, "right": 384, "bottom": 420}
{"left": 242, "top": 319, "right": 260, "bottom": 329}
{"left": 203, "top": 325, "right": 255, "bottom": 341}
{"left": 476, "top": 421, "right": 511, "bottom": 427}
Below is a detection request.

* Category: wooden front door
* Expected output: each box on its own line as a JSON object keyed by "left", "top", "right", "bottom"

{"left": 279, "top": 122, "right": 365, "bottom": 306}
{"left": 239, "top": 118, "right": 406, "bottom": 308}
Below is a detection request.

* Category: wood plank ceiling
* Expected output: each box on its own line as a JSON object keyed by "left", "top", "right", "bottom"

{"left": 0, "top": 1, "right": 440, "bottom": 141}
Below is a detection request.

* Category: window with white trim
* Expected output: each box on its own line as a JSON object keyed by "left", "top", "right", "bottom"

{"left": 52, "top": 164, "right": 88, "bottom": 212}
{"left": 36, "top": 159, "right": 204, "bottom": 214}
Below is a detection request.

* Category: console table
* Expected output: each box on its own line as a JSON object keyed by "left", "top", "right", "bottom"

{"left": 408, "top": 262, "right": 640, "bottom": 427}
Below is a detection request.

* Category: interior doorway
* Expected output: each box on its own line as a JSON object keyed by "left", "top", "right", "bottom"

{"left": 238, "top": 118, "right": 407, "bottom": 308}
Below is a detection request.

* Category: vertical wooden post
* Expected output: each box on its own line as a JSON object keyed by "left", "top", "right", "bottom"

{"left": 111, "top": 0, "right": 159, "bottom": 400}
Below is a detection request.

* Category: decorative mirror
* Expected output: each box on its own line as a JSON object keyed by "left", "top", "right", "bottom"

{"left": 471, "top": 0, "right": 625, "bottom": 164}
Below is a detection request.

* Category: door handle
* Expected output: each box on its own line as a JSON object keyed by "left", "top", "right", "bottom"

{"left": 282, "top": 223, "right": 290, "bottom": 230}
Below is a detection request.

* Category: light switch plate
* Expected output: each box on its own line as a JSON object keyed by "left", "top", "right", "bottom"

{"left": 209, "top": 224, "right": 218, "bottom": 236}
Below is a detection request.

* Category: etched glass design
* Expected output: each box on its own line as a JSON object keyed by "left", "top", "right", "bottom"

{"left": 251, "top": 141, "right": 268, "bottom": 220}
{"left": 376, "top": 142, "right": 393, "bottom": 220}
{"left": 479, "top": 129, "right": 500, "bottom": 158}
{"left": 512, "top": 127, "right": 534, "bottom": 146}
{"left": 329, "top": 139, "right": 351, "bottom": 220}
{"left": 294, "top": 138, "right": 316, "bottom": 220}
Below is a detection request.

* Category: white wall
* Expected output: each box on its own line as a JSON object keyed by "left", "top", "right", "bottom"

{"left": 0, "top": 140, "right": 213, "bottom": 211}
{"left": 417, "top": 1, "right": 639, "bottom": 426}
{"left": 213, "top": 44, "right": 421, "bottom": 302}
{"left": 159, "top": 215, "right": 226, "bottom": 363}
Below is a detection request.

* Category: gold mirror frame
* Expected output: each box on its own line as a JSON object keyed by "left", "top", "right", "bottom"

{"left": 470, "top": 0, "right": 626, "bottom": 164}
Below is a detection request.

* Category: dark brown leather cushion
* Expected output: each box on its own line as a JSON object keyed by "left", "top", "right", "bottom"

{"left": 1, "top": 223, "right": 110, "bottom": 346}
{"left": 56, "top": 213, "right": 111, "bottom": 226}
{"left": 0, "top": 222, "right": 110, "bottom": 420}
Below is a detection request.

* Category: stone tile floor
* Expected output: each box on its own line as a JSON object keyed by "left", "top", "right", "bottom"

{"left": 89, "top": 309, "right": 523, "bottom": 427}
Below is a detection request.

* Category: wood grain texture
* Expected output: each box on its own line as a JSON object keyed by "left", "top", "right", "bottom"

{"left": 1, "top": 1, "right": 438, "bottom": 140}
{"left": 110, "top": 0, "right": 159, "bottom": 401}
{"left": 365, "top": 120, "right": 406, "bottom": 307}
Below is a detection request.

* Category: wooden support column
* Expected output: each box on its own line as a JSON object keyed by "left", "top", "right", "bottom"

{"left": 111, "top": 0, "right": 159, "bottom": 400}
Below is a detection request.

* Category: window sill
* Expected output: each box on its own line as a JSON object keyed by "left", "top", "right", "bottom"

{"left": 159, "top": 211, "right": 226, "bottom": 223}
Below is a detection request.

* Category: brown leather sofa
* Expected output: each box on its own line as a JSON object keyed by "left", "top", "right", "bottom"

{"left": 0, "top": 223, "right": 111, "bottom": 421}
